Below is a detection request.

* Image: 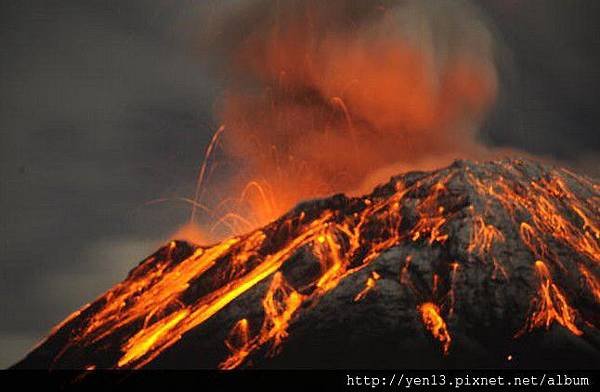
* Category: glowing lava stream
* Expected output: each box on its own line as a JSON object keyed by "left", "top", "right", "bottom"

{"left": 517, "top": 260, "right": 583, "bottom": 337}
{"left": 419, "top": 302, "right": 451, "bottom": 355}
{"left": 219, "top": 272, "right": 303, "bottom": 370}
{"left": 354, "top": 271, "right": 382, "bottom": 302}
{"left": 118, "top": 214, "right": 334, "bottom": 368}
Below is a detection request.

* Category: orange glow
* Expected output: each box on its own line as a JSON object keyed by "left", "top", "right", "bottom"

{"left": 468, "top": 216, "right": 504, "bottom": 256}
{"left": 118, "top": 309, "right": 189, "bottom": 367}
{"left": 579, "top": 265, "right": 600, "bottom": 303}
{"left": 174, "top": 1, "right": 502, "bottom": 245}
{"left": 220, "top": 318, "right": 251, "bottom": 370}
{"left": 354, "top": 271, "right": 382, "bottom": 302}
{"left": 170, "top": 222, "right": 210, "bottom": 245}
{"left": 448, "top": 262, "right": 460, "bottom": 316}
{"left": 219, "top": 273, "right": 304, "bottom": 369}
{"left": 419, "top": 302, "right": 451, "bottom": 355}
{"left": 491, "top": 257, "right": 509, "bottom": 281}
{"left": 517, "top": 261, "right": 583, "bottom": 337}
{"left": 190, "top": 125, "right": 226, "bottom": 225}
{"left": 410, "top": 182, "right": 450, "bottom": 245}
{"left": 260, "top": 272, "right": 304, "bottom": 356}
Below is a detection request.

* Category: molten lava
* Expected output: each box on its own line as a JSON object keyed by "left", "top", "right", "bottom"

{"left": 354, "top": 271, "right": 382, "bottom": 302}
{"left": 419, "top": 302, "right": 451, "bottom": 355}
{"left": 516, "top": 261, "right": 583, "bottom": 337}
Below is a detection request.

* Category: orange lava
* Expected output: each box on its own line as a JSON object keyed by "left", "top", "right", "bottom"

{"left": 354, "top": 271, "right": 382, "bottom": 302}
{"left": 580, "top": 265, "right": 600, "bottom": 302}
{"left": 419, "top": 302, "right": 452, "bottom": 355}
{"left": 517, "top": 261, "right": 583, "bottom": 337}
{"left": 468, "top": 216, "right": 504, "bottom": 256}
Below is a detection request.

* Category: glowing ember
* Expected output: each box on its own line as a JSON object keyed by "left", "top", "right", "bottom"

{"left": 354, "top": 271, "right": 382, "bottom": 302}
{"left": 419, "top": 302, "right": 452, "bottom": 355}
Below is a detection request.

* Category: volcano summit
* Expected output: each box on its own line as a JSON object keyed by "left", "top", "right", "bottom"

{"left": 14, "top": 159, "right": 600, "bottom": 370}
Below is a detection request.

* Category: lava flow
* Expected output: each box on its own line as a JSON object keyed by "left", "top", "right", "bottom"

{"left": 516, "top": 260, "right": 583, "bottom": 337}
{"left": 419, "top": 302, "right": 451, "bottom": 355}
{"left": 14, "top": 159, "right": 600, "bottom": 370}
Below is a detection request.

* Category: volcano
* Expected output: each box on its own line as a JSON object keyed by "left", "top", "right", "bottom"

{"left": 14, "top": 159, "right": 600, "bottom": 370}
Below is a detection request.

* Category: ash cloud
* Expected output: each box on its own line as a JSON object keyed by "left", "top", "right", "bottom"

{"left": 200, "top": 0, "right": 505, "bottom": 227}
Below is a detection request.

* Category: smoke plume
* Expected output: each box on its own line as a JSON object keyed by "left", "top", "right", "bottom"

{"left": 192, "top": 0, "right": 504, "bottom": 240}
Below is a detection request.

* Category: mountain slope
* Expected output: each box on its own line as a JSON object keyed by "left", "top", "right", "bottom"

{"left": 14, "top": 159, "right": 600, "bottom": 369}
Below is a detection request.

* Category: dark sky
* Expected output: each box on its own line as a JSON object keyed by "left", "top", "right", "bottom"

{"left": 1, "top": 0, "right": 599, "bottom": 367}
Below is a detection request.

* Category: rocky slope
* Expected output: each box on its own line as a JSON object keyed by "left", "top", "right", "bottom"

{"left": 14, "top": 159, "right": 600, "bottom": 369}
